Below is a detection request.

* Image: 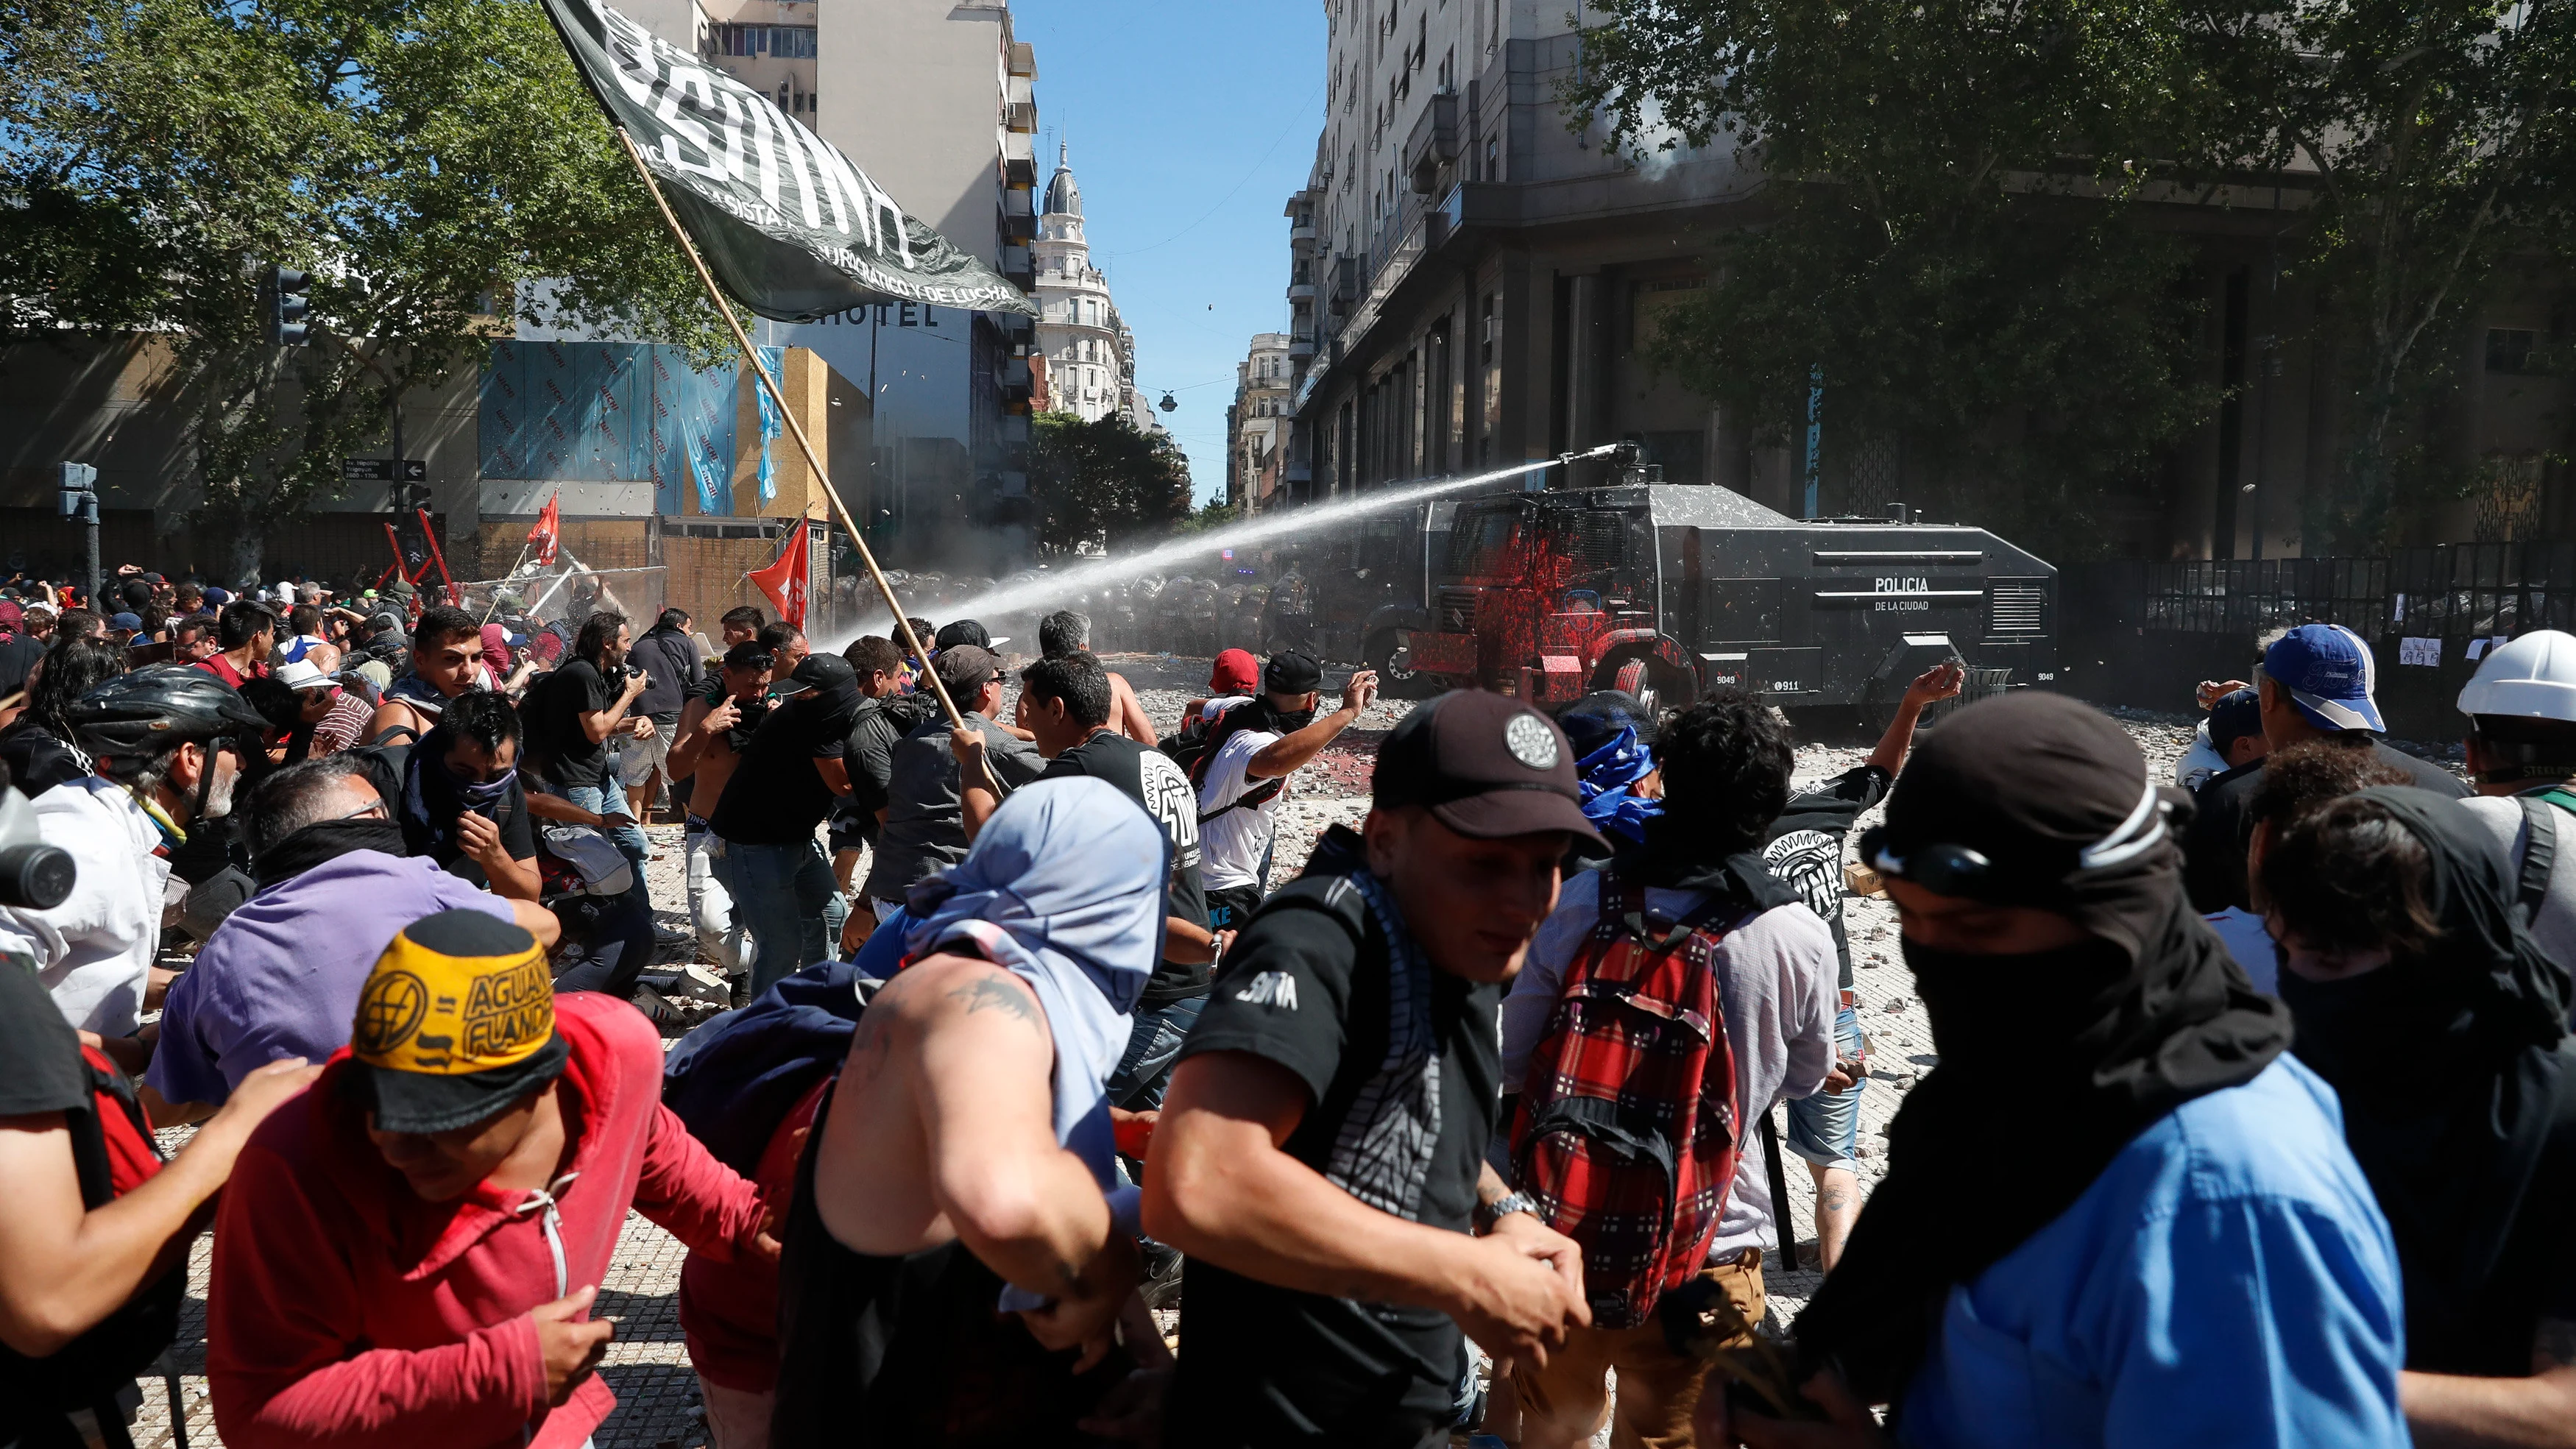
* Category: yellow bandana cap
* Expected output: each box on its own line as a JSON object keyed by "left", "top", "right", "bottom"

{"left": 353, "top": 910, "right": 553, "bottom": 1076}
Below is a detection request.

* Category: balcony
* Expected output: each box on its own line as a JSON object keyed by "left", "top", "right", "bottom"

{"left": 1000, "top": 414, "right": 1031, "bottom": 444}
{"left": 1002, "top": 185, "right": 1036, "bottom": 241}
{"left": 1287, "top": 280, "right": 1317, "bottom": 301}
{"left": 1002, "top": 131, "right": 1035, "bottom": 185}
{"left": 1008, "top": 41, "right": 1036, "bottom": 78}
{"left": 1002, "top": 244, "right": 1033, "bottom": 283}
{"left": 1000, "top": 355, "right": 1032, "bottom": 392}
{"left": 1406, "top": 91, "right": 1459, "bottom": 196}
{"left": 1288, "top": 333, "right": 1317, "bottom": 359}
{"left": 1005, "top": 100, "right": 1036, "bottom": 133}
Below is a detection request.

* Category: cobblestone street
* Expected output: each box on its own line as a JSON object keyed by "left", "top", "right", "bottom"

{"left": 126, "top": 660, "right": 2212, "bottom": 1447}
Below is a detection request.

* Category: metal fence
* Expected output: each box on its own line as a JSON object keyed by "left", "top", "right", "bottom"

{"left": 451, "top": 564, "right": 668, "bottom": 642}
{"left": 2134, "top": 543, "right": 2576, "bottom": 641}
{"left": 2140, "top": 557, "right": 2392, "bottom": 635}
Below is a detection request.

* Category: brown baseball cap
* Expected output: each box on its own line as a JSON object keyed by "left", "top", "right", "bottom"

{"left": 1372, "top": 690, "right": 1604, "bottom": 844}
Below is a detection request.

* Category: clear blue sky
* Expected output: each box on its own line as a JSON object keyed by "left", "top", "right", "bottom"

{"left": 1011, "top": 1, "right": 1328, "bottom": 505}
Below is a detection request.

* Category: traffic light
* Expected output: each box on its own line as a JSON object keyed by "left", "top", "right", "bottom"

{"left": 266, "top": 263, "right": 312, "bottom": 346}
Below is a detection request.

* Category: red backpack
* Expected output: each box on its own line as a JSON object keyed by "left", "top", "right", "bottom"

{"left": 1508, "top": 869, "right": 1742, "bottom": 1331}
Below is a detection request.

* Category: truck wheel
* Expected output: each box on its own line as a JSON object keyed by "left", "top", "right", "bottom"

{"left": 1596, "top": 649, "right": 1697, "bottom": 719}
{"left": 1367, "top": 628, "right": 1438, "bottom": 698}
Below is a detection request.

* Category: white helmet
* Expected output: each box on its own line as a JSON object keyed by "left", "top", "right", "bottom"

{"left": 2458, "top": 628, "right": 2576, "bottom": 723}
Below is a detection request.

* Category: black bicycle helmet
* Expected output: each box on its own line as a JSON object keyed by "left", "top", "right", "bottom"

{"left": 66, "top": 664, "right": 273, "bottom": 759}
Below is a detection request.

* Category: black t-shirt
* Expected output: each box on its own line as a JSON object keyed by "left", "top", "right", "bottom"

{"left": 0, "top": 952, "right": 88, "bottom": 1118}
{"left": 2184, "top": 740, "right": 2471, "bottom": 912}
{"left": 1040, "top": 730, "right": 1212, "bottom": 1007}
{"left": 528, "top": 659, "right": 615, "bottom": 789}
{"left": 407, "top": 777, "right": 539, "bottom": 890}
{"left": 1762, "top": 763, "right": 1890, "bottom": 991}
{"left": 0, "top": 726, "right": 92, "bottom": 799}
{"left": 1169, "top": 832, "right": 1504, "bottom": 1446}
{"left": 0, "top": 632, "right": 44, "bottom": 698}
{"left": 710, "top": 688, "right": 852, "bottom": 846}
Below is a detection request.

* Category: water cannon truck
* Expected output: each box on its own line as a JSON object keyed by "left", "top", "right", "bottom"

{"left": 1343, "top": 445, "right": 2059, "bottom": 729}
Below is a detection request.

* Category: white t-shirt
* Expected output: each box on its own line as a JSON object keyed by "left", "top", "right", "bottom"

{"left": 0, "top": 778, "right": 173, "bottom": 1035}
{"left": 2176, "top": 720, "right": 2229, "bottom": 792}
{"left": 1198, "top": 695, "right": 1250, "bottom": 725}
{"left": 2459, "top": 793, "right": 2576, "bottom": 1026}
{"left": 1501, "top": 872, "right": 1837, "bottom": 1261}
{"left": 1197, "top": 728, "right": 1286, "bottom": 892}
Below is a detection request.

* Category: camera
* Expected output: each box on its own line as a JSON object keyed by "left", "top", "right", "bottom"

{"left": 0, "top": 786, "right": 73, "bottom": 910}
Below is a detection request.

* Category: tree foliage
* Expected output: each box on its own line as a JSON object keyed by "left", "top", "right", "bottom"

{"left": 0, "top": 0, "right": 724, "bottom": 576}
{"left": 1575, "top": 0, "right": 2576, "bottom": 555}
{"left": 1027, "top": 411, "right": 1193, "bottom": 557}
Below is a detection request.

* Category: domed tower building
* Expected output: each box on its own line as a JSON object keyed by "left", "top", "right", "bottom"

{"left": 1033, "top": 144, "right": 1144, "bottom": 425}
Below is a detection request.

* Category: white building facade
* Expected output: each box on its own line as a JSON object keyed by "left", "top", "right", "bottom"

{"left": 1033, "top": 146, "right": 1150, "bottom": 428}
{"left": 1231, "top": 333, "right": 1294, "bottom": 511}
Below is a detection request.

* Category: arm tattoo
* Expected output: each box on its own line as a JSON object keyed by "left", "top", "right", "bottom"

{"left": 947, "top": 974, "right": 1044, "bottom": 1028}
{"left": 848, "top": 1014, "right": 892, "bottom": 1086}
{"left": 2536, "top": 1317, "right": 2576, "bottom": 1372}
{"left": 1476, "top": 1160, "right": 1512, "bottom": 1208}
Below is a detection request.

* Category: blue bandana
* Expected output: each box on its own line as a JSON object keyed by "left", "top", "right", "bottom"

{"left": 1577, "top": 725, "right": 1661, "bottom": 846}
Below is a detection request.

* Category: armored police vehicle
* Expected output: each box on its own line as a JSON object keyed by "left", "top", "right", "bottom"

{"left": 1352, "top": 472, "right": 2057, "bottom": 729}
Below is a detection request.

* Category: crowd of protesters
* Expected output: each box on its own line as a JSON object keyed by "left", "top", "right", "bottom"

{"left": 4, "top": 572, "right": 2575, "bottom": 1449}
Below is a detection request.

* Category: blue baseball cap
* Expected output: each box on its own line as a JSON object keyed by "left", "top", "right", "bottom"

{"left": 2264, "top": 623, "right": 2384, "bottom": 733}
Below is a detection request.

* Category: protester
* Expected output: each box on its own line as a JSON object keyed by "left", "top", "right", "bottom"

{"left": 367, "top": 606, "right": 495, "bottom": 745}
{"left": 523, "top": 610, "right": 656, "bottom": 913}
{"left": 757, "top": 620, "right": 810, "bottom": 679}
{"left": 983, "top": 651, "right": 1220, "bottom": 1110}
{"left": 144, "top": 757, "right": 557, "bottom": 1127}
{"left": 2184, "top": 622, "right": 2469, "bottom": 912}
{"left": 207, "top": 911, "right": 777, "bottom": 1448}
{"left": 777, "top": 776, "right": 1166, "bottom": 1442}
{"left": 669, "top": 640, "right": 774, "bottom": 993}
{"left": 0, "top": 667, "right": 266, "bottom": 1044}
{"left": 2177, "top": 685, "right": 2269, "bottom": 791}
{"left": 1761, "top": 661, "right": 1961, "bottom": 1272}
{"left": 2454, "top": 628, "right": 2576, "bottom": 990}
{"left": 1192, "top": 653, "right": 1379, "bottom": 934}
{"left": 278, "top": 603, "right": 331, "bottom": 666}
{"left": 0, "top": 637, "right": 126, "bottom": 797}
{"left": 827, "top": 636, "right": 919, "bottom": 952}
{"left": 55, "top": 608, "right": 106, "bottom": 645}
{"left": 1146, "top": 690, "right": 1595, "bottom": 1445}
{"left": 196, "top": 599, "right": 277, "bottom": 689}
{"left": 718, "top": 605, "right": 765, "bottom": 649}
{"left": 663, "top": 962, "right": 863, "bottom": 1448}
{"left": 2198, "top": 741, "right": 2412, "bottom": 991}
{"left": 707, "top": 653, "right": 863, "bottom": 993}
{"left": 0, "top": 600, "right": 43, "bottom": 698}
{"left": 1747, "top": 692, "right": 2407, "bottom": 1449}
{"left": 1181, "top": 647, "right": 1260, "bottom": 727}
{"left": 171, "top": 612, "right": 221, "bottom": 667}
{"left": 1036, "top": 609, "right": 1156, "bottom": 744}
{"left": 274, "top": 658, "right": 371, "bottom": 757}
{"left": 860, "top": 644, "right": 1044, "bottom": 920}
{"left": 627, "top": 606, "right": 702, "bottom": 821}
{"left": 2262, "top": 788, "right": 2576, "bottom": 1445}
{"left": 1501, "top": 694, "right": 1836, "bottom": 1448}
{"left": 396, "top": 688, "right": 545, "bottom": 901}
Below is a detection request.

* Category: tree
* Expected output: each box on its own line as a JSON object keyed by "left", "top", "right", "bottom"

{"left": 1027, "top": 411, "right": 1193, "bottom": 556}
{"left": 1575, "top": 0, "right": 2576, "bottom": 555}
{"left": 0, "top": 0, "right": 723, "bottom": 578}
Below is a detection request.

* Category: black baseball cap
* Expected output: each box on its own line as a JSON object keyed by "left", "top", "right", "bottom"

{"left": 1264, "top": 651, "right": 1324, "bottom": 695}
{"left": 934, "top": 619, "right": 991, "bottom": 651}
{"left": 1373, "top": 690, "right": 1603, "bottom": 844}
{"left": 721, "top": 640, "right": 774, "bottom": 672}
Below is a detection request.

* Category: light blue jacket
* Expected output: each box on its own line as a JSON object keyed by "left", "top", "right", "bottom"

{"left": 1896, "top": 1056, "right": 2410, "bottom": 1449}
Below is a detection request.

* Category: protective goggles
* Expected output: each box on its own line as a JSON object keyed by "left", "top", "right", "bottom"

{"left": 1858, "top": 782, "right": 2170, "bottom": 901}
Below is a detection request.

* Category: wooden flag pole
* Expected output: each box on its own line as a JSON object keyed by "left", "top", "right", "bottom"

{"left": 614, "top": 127, "right": 969, "bottom": 737}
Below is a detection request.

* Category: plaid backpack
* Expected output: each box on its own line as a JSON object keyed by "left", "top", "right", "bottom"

{"left": 1508, "top": 868, "right": 1743, "bottom": 1331}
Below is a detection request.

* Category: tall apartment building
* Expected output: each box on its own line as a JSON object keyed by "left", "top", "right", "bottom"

{"left": 1229, "top": 333, "right": 1294, "bottom": 511}
{"left": 621, "top": 0, "right": 1041, "bottom": 564}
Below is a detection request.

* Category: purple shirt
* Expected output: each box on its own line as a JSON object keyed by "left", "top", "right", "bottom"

{"left": 145, "top": 851, "right": 513, "bottom": 1108}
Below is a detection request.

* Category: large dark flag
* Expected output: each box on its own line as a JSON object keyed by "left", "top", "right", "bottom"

{"left": 539, "top": 0, "right": 1035, "bottom": 320}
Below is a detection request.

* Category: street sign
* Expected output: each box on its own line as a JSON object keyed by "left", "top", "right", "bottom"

{"left": 343, "top": 458, "right": 427, "bottom": 483}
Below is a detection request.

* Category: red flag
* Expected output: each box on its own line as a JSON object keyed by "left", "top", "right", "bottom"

{"left": 528, "top": 492, "right": 561, "bottom": 567}
{"left": 749, "top": 525, "right": 810, "bottom": 630}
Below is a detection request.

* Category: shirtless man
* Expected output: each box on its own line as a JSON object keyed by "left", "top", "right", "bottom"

{"left": 667, "top": 640, "right": 773, "bottom": 985}
{"left": 1025, "top": 610, "right": 1156, "bottom": 746}
{"left": 774, "top": 778, "right": 1162, "bottom": 1443}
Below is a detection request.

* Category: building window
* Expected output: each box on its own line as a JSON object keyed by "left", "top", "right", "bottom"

{"left": 712, "top": 23, "right": 817, "bottom": 58}
{"left": 2488, "top": 327, "right": 2541, "bottom": 375}
{"left": 1485, "top": 136, "right": 1501, "bottom": 181}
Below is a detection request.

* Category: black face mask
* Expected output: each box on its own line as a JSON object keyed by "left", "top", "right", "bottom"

{"left": 1271, "top": 705, "right": 1317, "bottom": 732}
{"left": 254, "top": 817, "right": 410, "bottom": 888}
{"left": 2276, "top": 960, "right": 2430, "bottom": 1089}
{"left": 1903, "top": 935, "right": 2132, "bottom": 1071}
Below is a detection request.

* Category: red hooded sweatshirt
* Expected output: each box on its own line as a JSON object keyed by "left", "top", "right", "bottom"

{"left": 206, "top": 992, "right": 768, "bottom": 1449}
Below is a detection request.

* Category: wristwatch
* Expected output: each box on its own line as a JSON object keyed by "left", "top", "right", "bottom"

{"left": 1476, "top": 1190, "right": 1539, "bottom": 1233}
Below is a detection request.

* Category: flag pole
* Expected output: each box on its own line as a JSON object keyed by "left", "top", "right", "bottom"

{"left": 480, "top": 487, "right": 558, "bottom": 625}
{"left": 612, "top": 127, "right": 969, "bottom": 737}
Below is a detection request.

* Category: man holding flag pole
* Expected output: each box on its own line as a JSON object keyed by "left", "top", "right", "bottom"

{"left": 526, "top": 4, "right": 1175, "bottom": 1438}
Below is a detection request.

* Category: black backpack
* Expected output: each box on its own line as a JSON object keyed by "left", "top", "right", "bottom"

{"left": 1158, "top": 701, "right": 1284, "bottom": 824}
